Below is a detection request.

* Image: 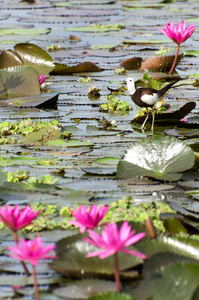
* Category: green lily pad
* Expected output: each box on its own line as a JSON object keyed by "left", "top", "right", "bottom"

{"left": 21, "top": 126, "right": 62, "bottom": 145}
{"left": 94, "top": 157, "right": 119, "bottom": 165}
{"left": 64, "top": 24, "right": 124, "bottom": 32}
{"left": 0, "top": 43, "right": 55, "bottom": 75}
{"left": 132, "top": 102, "right": 196, "bottom": 126}
{"left": 137, "top": 236, "right": 199, "bottom": 260}
{"left": 50, "top": 222, "right": 145, "bottom": 279}
{"left": 53, "top": 279, "right": 116, "bottom": 299}
{"left": 0, "top": 66, "right": 40, "bottom": 100}
{"left": 116, "top": 135, "right": 195, "bottom": 181}
{"left": 0, "top": 28, "right": 50, "bottom": 36}
{"left": 0, "top": 91, "right": 59, "bottom": 108}
{"left": 88, "top": 293, "right": 137, "bottom": 300}
{"left": 131, "top": 263, "right": 199, "bottom": 300}
{"left": 52, "top": 61, "right": 101, "bottom": 75}
{"left": 14, "top": 43, "right": 55, "bottom": 75}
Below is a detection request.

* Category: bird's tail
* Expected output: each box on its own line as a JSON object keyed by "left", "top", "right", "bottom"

{"left": 157, "top": 79, "right": 180, "bottom": 98}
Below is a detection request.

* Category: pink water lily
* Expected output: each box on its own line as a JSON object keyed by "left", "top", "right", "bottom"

{"left": 39, "top": 74, "right": 47, "bottom": 85}
{"left": 84, "top": 221, "right": 146, "bottom": 259}
{"left": 68, "top": 204, "right": 109, "bottom": 233}
{"left": 159, "top": 20, "right": 195, "bottom": 45}
{"left": 8, "top": 236, "right": 57, "bottom": 300}
{"left": 8, "top": 236, "right": 57, "bottom": 266}
{"left": 0, "top": 204, "right": 39, "bottom": 232}
{"left": 84, "top": 221, "right": 146, "bottom": 291}
{"left": 158, "top": 20, "right": 195, "bottom": 74}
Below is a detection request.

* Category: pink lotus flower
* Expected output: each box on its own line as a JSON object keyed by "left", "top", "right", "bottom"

{"left": 39, "top": 74, "right": 47, "bottom": 85}
{"left": 158, "top": 20, "right": 195, "bottom": 45}
{"left": 68, "top": 204, "right": 109, "bottom": 233}
{"left": 0, "top": 205, "right": 39, "bottom": 232}
{"left": 8, "top": 236, "right": 57, "bottom": 266}
{"left": 83, "top": 221, "right": 146, "bottom": 259}
{"left": 158, "top": 20, "right": 195, "bottom": 74}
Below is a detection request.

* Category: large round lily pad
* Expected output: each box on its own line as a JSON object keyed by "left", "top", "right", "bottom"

{"left": 116, "top": 135, "right": 195, "bottom": 181}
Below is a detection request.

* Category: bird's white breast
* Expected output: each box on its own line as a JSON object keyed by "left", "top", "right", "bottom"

{"left": 141, "top": 93, "right": 159, "bottom": 105}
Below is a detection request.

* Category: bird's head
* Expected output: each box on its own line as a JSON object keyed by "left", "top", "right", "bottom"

{"left": 126, "top": 78, "right": 136, "bottom": 95}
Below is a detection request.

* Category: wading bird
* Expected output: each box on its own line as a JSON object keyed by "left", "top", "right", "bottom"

{"left": 126, "top": 77, "right": 180, "bottom": 131}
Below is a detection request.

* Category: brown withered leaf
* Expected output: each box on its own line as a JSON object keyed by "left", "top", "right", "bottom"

{"left": 140, "top": 54, "right": 182, "bottom": 72}
{"left": 69, "top": 35, "right": 81, "bottom": 41}
{"left": 51, "top": 61, "right": 101, "bottom": 75}
{"left": 120, "top": 57, "right": 142, "bottom": 70}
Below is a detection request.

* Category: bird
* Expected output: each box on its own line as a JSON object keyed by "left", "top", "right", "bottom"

{"left": 126, "top": 77, "right": 180, "bottom": 131}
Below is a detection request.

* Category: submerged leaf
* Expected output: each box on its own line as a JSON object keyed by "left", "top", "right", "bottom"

{"left": 116, "top": 135, "right": 195, "bottom": 181}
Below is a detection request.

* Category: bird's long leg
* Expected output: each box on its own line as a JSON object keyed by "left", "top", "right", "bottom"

{"left": 141, "top": 111, "right": 149, "bottom": 129}
{"left": 151, "top": 109, "right": 155, "bottom": 134}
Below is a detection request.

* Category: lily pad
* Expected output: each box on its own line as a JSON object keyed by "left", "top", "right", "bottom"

{"left": 0, "top": 43, "right": 55, "bottom": 75}
{"left": 131, "top": 102, "right": 196, "bottom": 126}
{"left": 88, "top": 293, "right": 137, "bottom": 300}
{"left": 0, "top": 66, "right": 40, "bottom": 100}
{"left": 120, "top": 57, "right": 142, "bottom": 70}
{"left": 94, "top": 157, "right": 119, "bottom": 165}
{"left": 52, "top": 61, "right": 101, "bottom": 75}
{"left": 131, "top": 263, "right": 199, "bottom": 300}
{"left": 50, "top": 222, "right": 145, "bottom": 279}
{"left": 140, "top": 54, "right": 182, "bottom": 71}
{"left": 116, "top": 135, "right": 195, "bottom": 181}
{"left": 53, "top": 279, "right": 116, "bottom": 299}
{"left": 0, "top": 91, "right": 59, "bottom": 108}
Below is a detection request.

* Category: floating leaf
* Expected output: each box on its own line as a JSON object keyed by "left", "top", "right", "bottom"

{"left": 64, "top": 190, "right": 98, "bottom": 203}
{"left": 94, "top": 157, "right": 119, "bottom": 165}
{"left": 50, "top": 222, "right": 145, "bottom": 279}
{"left": 120, "top": 57, "right": 142, "bottom": 70}
{"left": 116, "top": 135, "right": 195, "bottom": 181}
{"left": 64, "top": 24, "right": 124, "bottom": 32}
{"left": 142, "top": 252, "right": 198, "bottom": 280}
{"left": 2, "top": 182, "right": 58, "bottom": 193}
{"left": 53, "top": 279, "right": 116, "bottom": 299}
{"left": 0, "top": 28, "right": 50, "bottom": 36}
{"left": 14, "top": 43, "right": 54, "bottom": 74}
{"left": 137, "top": 236, "right": 199, "bottom": 260}
{"left": 88, "top": 293, "right": 136, "bottom": 300}
{"left": 0, "top": 66, "right": 40, "bottom": 100}
{"left": 52, "top": 61, "right": 101, "bottom": 75}
{"left": 131, "top": 102, "right": 196, "bottom": 126}
{"left": 82, "top": 167, "right": 116, "bottom": 176}
{"left": 0, "top": 91, "right": 59, "bottom": 108}
{"left": 167, "top": 201, "right": 199, "bottom": 220}
{"left": 140, "top": 54, "right": 182, "bottom": 71}
{"left": 21, "top": 126, "right": 61, "bottom": 145}
{"left": 0, "top": 43, "right": 55, "bottom": 75}
{"left": 0, "top": 172, "right": 7, "bottom": 187}
{"left": 132, "top": 263, "right": 199, "bottom": 300}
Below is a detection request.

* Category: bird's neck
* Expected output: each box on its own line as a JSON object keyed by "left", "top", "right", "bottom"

{"left": 127, "top": 84, "right": 136, "bottom": 95}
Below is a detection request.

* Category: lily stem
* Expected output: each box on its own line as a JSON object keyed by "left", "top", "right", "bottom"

{"left": 114, "top": 252, "right": 121, "bottom": 292}
{"left": 13, "top": 231, "right": 31, "bottom": 277}
{"left": 169, "top": 43, "right": 180, "bottom": 75}
{"left": 32, "top": 265, "right": 40, "bottom": 300}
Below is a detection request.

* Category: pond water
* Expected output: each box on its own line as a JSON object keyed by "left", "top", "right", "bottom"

{"left": 0, "top": 0, "right": 199, "bottom": 298}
